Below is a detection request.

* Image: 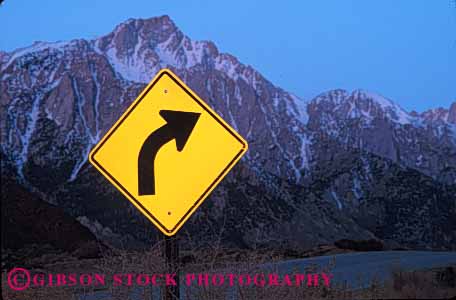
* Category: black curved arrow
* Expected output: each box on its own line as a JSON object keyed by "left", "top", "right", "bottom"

{"left": 138, "top": 110, "right": 200, "bottom": 196}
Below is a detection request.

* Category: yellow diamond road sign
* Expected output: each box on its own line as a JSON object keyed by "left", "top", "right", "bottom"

{"left": 89, "top": 69, "right": 248, "bottom": 236}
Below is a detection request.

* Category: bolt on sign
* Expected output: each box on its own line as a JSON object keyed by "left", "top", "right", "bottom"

{"left": 89, "top": 69, "right": 248, "bottom": 236}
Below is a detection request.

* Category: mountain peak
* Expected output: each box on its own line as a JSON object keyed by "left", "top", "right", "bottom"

{"left": 93, "top": 15, "right": 200, "bottom": 83}
{"left": 99, "top": 15, "right": 179, "bottom": 52}
{"left": 351, "top": 89, "right": 392, "bottom": 106}
{"left": 421, "top": 107, "right": 448, "bottom": 123}
{"left": 312, "top": 89, "right": 350, "bottom": 105}
{"left": 310, "top": 89, "right": 414, "bottom": 125}
{"left": 113, "top": 15, "right": 177, "bottom": 36}
{"left": 419, "top": 102, "right": 456, "bottom": 124}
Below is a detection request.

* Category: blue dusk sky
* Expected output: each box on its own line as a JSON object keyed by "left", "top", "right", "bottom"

{"left": 0, "top": 0, "right": 455, "bottom": 112}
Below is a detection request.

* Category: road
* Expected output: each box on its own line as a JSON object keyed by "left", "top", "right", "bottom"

{"left": 79, "top": 250, "right": 456, "bottom": 299}
{"left": 262, "top": 250, "right": 456, "bottom": 288}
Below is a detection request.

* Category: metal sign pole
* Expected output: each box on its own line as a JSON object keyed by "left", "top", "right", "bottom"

{"left": 163, "top": 234, "right": 179, "bottom": 300}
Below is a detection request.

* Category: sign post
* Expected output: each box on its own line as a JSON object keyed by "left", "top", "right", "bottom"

{"left": 89, "top": 69, "right": 248, "bottom": 299}
{"left": 163, "top": 235, "right": 179, "bottom": 300}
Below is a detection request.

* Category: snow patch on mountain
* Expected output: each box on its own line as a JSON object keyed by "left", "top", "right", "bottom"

{"left": 183, "top": 39, "right": 207, "bottom": 68}
{"left": 331, "top": 190, "right": 343, "bottom": 210}
{"left": 3, "top": 41, "right": 67, "bottom": 71}
{"left": 311, "top": 89, "right": 428, "bottom": 128}
{"left": 352, "top": 176, "right": 363, "bottom": 201}
{"left": 68, "top": 76, "right": 102, "bottom": 182}
{"left": 103, "top": 43, "right": 157, "bottom": 83}
{"left": 299, "top": 135, "right": 311, "bottom": 170}
{"left": 214, "top": 54, "right": 241, "bottom": 80}
{"left": 289, "top": 94, "right": 309, "bottom": 125}
{"left": 352, "top": 89, "right": 414, "bottom": 125}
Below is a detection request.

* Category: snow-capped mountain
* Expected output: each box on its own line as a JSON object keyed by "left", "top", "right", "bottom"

{"left": 1, "top": 16, "right": 455, "bottom": 250}
{"left": 308, "top": 89, "right": 456, "bottom": 184}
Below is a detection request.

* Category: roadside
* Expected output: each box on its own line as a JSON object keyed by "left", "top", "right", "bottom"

{"left": 2, "top": 243, "right": 455, "bottom": 299}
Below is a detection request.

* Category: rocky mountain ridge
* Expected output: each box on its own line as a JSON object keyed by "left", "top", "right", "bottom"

{"left": 1, "top": 15, "right": 455, "bottom": 250}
